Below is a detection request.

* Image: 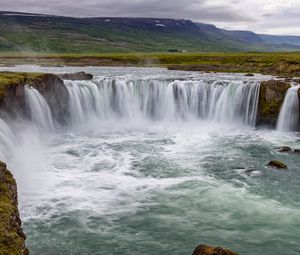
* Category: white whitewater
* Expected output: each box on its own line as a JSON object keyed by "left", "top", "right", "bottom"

{"left": 0, "top": 119, "right": 15, "bottom": 161}
{"left": 24, "top": 85, "right": 55, "bottom": 131}
{"left": 64, "top": 78, "right": 261, "bottom": 126}
{"left": 277, "top": 84, "right": 300, "bottom": 132}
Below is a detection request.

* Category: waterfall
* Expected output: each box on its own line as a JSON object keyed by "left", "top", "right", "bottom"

{"left": 64, "top": 78, "right": 260, "bottom": 126}
{"left": 24, "top": 85, "right": 55, "bottom": 131}
{"left": 277, "top": 84, "right": 300, "bottom": 132}
{"left": 0, "top": 119, "right": 15, "bottom": 161}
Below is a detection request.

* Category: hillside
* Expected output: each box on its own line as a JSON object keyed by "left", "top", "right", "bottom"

{"left": 0, "top": 11, "right": 300, "bottom": 53}
{"left": 259, "top": 34, "right": 300, "bottom": 47}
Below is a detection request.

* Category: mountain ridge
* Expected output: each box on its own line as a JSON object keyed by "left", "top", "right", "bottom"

{"left": 0, "top": 11, "right": 300, "bottom": 53}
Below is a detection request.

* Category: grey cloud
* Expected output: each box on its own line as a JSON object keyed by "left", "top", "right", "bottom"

{"left": 0, "top": 0, "right": 253, "bottom": 22}
{"left": 0, "top": 0, "right": 299, "bottom": 35}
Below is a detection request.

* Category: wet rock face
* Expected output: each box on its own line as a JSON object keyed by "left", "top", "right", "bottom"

{"left": 58, "top": 72, "right": 93, "bottom": 81}
{"left": 192, "top": 245, "right": 239, "bottom": 255}
{"left": 257, "top": 80, "right": 291, "bottom": 127}
{"left": 0, "top": 161, "right": 28, "bottom": 255}
{"left": 0, "top": 73, "right": 70, "bottom": 125}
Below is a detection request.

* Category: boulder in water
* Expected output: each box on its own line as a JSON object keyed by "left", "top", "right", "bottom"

{"left": 267, "top": 160, "right": 287, "bottom": 169}
{"left": 277, "top": 146, "right": 292, "bottom": 152}
{"left": 244, "top": 73, "right": 254, "bottom": 77}
{"left": 58, "top": 72, "right": 93, "bottom": 80}
{"left": 294, "top": 149, "right": 300, "bottom": 153}
{"left": 192, "top": 245, "right": 239, "bottom": 255}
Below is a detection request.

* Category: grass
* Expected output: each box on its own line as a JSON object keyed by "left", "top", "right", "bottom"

{"left": 0, "top": 52, "right": 300, "bottom": 77}
{"left": 0, "top": 72, "right": 46, "bottom": 97}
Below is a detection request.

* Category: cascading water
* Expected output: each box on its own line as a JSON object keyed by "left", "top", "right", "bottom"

{"left": 24, "top": 85, "right": 55, "bottom": 131}
{"left": 276, "top": 83, "right": 300, "bottom": 132}
{"left": 0, "top": 119, "right": 15, "bottom": 161}
{"left": 64, "top": 78, "right": 261, "bottom": 126}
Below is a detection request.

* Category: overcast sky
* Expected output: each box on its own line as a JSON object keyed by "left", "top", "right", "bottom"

{"left": 1, "top": 0, "right": 300, "bottom": 35}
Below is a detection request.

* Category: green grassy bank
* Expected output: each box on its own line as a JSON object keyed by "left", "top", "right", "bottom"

{"left": 0, "top": 52, "right": 300, "bottom": 77}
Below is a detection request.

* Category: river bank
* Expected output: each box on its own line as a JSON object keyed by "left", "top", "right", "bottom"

{"left": 0, "top": 52, "right": 300, "bottom": 78}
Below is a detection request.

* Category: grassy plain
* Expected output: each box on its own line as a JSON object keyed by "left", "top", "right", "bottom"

{"left": 0, "top": 52, "right": 300, "bottom": 77}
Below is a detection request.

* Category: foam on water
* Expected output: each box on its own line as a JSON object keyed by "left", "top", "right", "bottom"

{"left": 15, "top": 121, "right": 300, "bottom": 255}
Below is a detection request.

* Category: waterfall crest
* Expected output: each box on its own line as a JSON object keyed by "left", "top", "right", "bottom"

{"left": 277, "top": 84, "right": 300, "bottom": 132}
{"left": 24, "top": 85, "right": 55, "bottom": 131}
{"left": 64, "top": 78, "right": 261, "bottom": 126}
{"left": 0, "top": 75, "right": 264, "bottom": 163}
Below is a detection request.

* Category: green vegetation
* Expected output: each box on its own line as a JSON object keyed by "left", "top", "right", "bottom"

{"left": 0, "top": 161, "right": 27, "bottom": 255}
{"left": 0, "top": 13, "right": 299, "bottom": 54}
{"left": 1, "top": 52, "right": 300, "bottom": 77}
{"left": 0, "top": 72, "right": 46, "bottom": 97}
{"left": 0, "top": 16, "right": 242, "bottom": 53}
{"left": 258, "top": 80, "right": 290, "bottom": 125}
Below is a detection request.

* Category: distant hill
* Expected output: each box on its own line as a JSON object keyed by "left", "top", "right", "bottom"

{"left": 0, "top": 11, "right": 299, "bottom": 53}
{"left": 259, "top": 34, "right": 300, "bottom": 47}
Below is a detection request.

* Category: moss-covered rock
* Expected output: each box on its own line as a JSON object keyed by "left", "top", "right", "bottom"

{"left": 257, "top": 80, "right": 291, "bottom": 126}
{"left": 0, "top": 72, "right": 69, "bottom": 125}
{"left": 0, "top": 161, "right": 28, "bottom": 255}
{"left": 267, "top": 160, "right": 288, "bottom": 169}
{"left": 192, "top": 245, "right": 239, "bottom": 255}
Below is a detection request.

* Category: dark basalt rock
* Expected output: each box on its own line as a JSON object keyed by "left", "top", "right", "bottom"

{"left": 244, "top": 73, "right": 254, "bottom": 77}
{"left": 58, "top": 72, "right": 93, "bottom": 80}
{"left": 277, "top": 146, "right": 292, "bottom": 152}
{"left": 277, "top": 146, "right": 300, "bottom": 154}
{"left": 0, "top": 161, "right": 28, "bottom": 255}
{"left": 192, "top": 245, "right": 239, "bottom": 255}
{"left": 267, "top": 160, "right": 287, "bottom": 169}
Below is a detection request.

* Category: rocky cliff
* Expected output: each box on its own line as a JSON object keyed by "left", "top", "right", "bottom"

{"left": 0, "top": 71, "right": 94, "bottom": 125}
{"left": 0, "top": 161, "right": 28, "bottom": 255}
{"left": 257, "top": 80, "right": 291, "bottom": 126}
{"left": 0, "top": 72, "right": 70, "bottom": 124}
